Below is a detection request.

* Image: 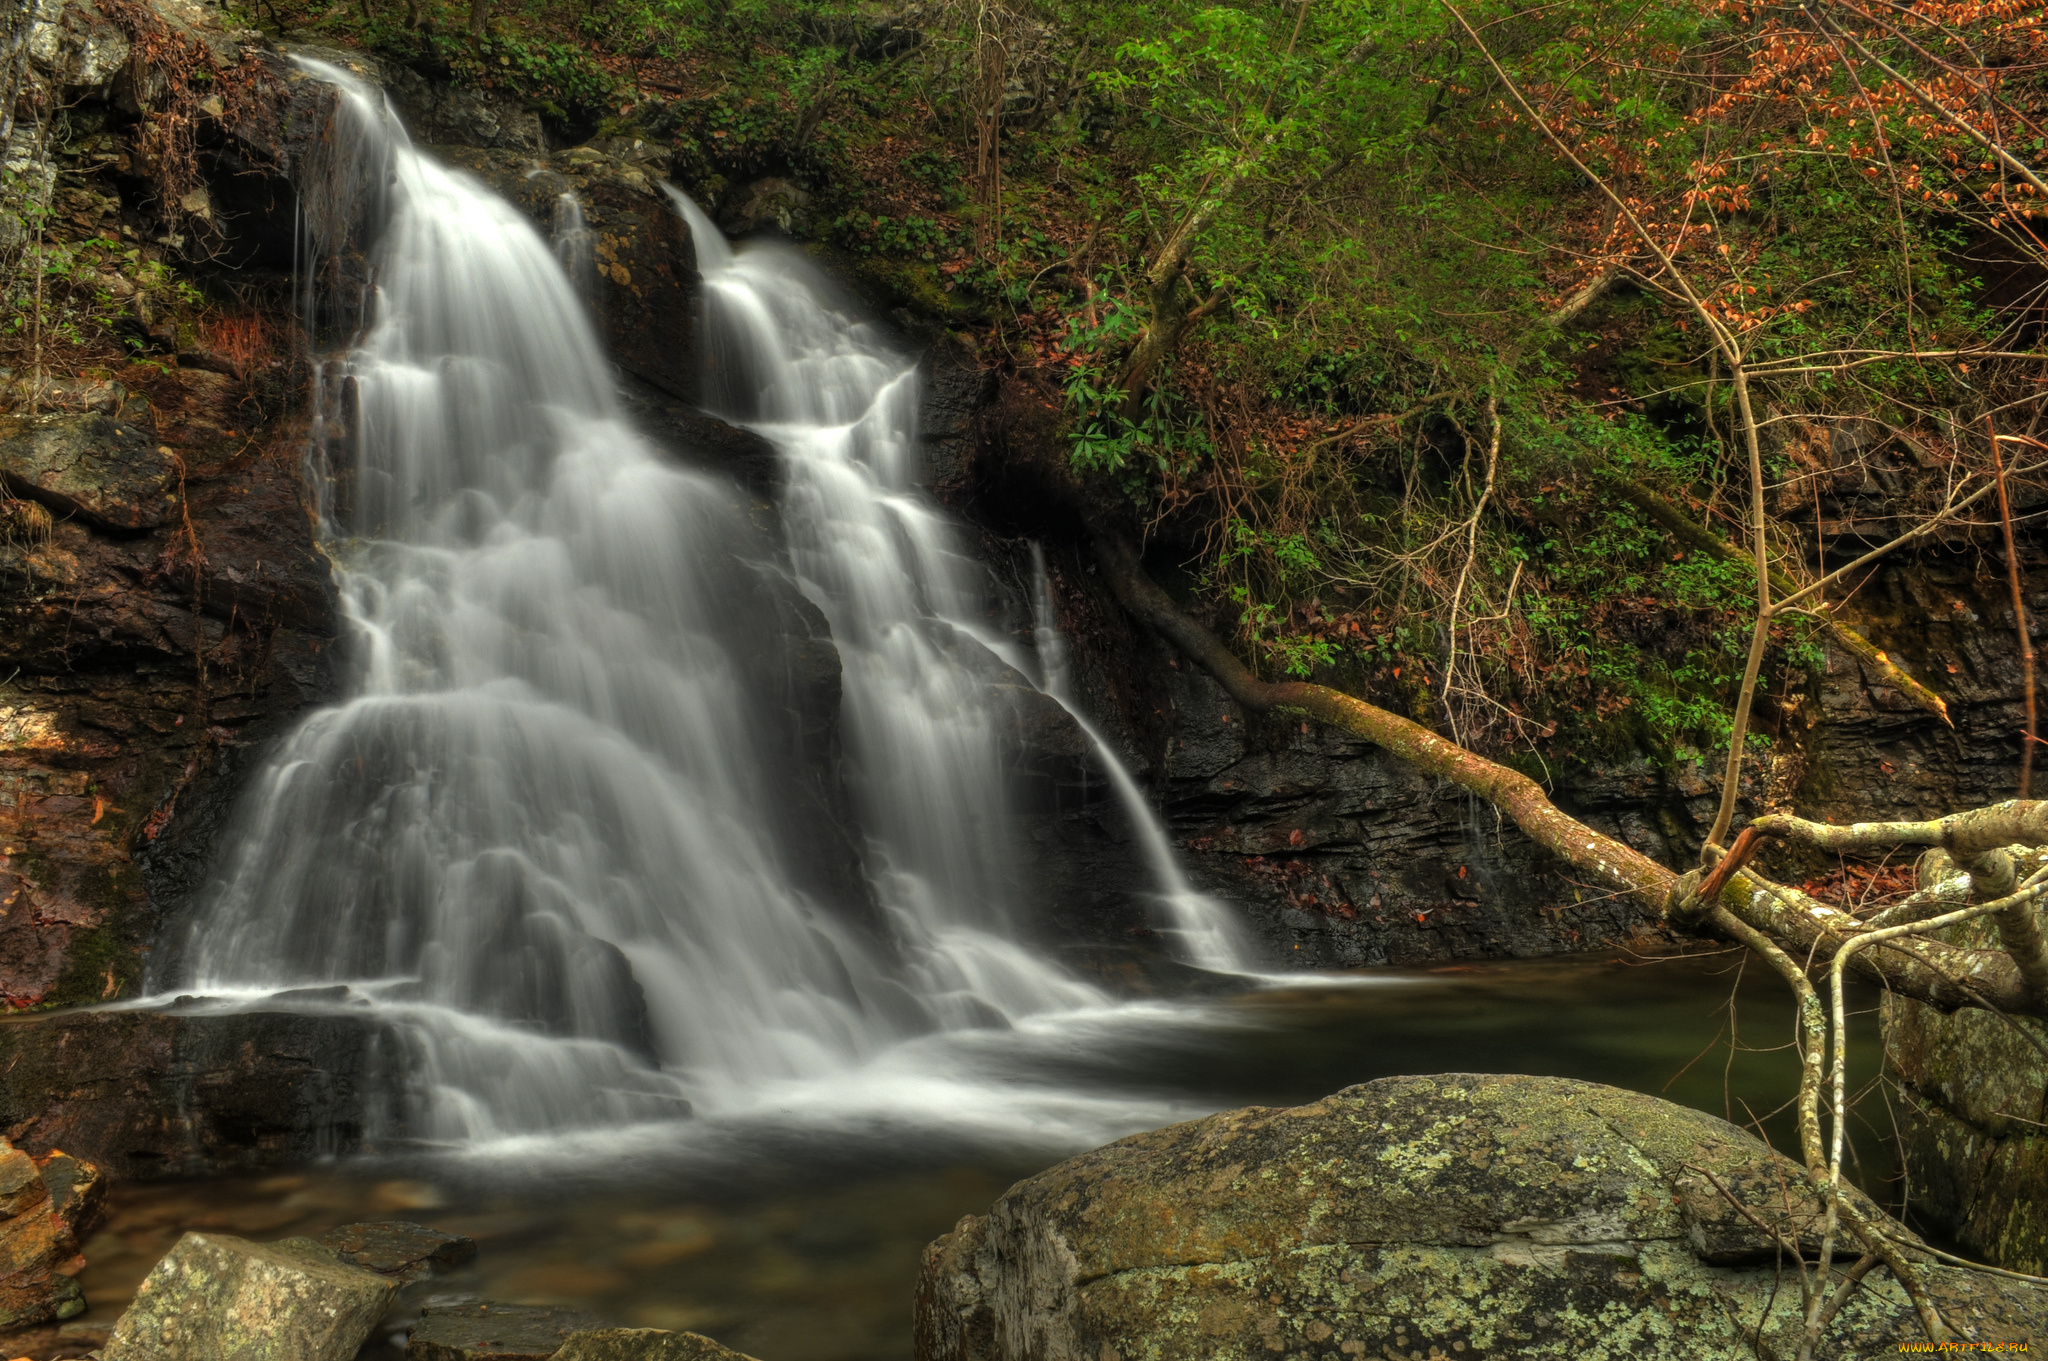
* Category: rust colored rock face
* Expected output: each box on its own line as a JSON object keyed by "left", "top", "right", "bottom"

{"left": 0, "top": 1138, "right": 106, "bottom": 1332}
{"left": 0, "top": 365, "right": 337, "bottom": 1010}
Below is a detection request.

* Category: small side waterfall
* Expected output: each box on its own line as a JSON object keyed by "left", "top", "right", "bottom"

{"left": 1026, "top": 547, "right": 1249, "bottom": 971}
{"left": 550, "top": 191, "right": 598, "bottom": 309}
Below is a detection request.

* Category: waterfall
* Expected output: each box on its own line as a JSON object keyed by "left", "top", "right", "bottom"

{"left": 159, "top": 62, "right": 1250, "bottom": 1145}
{"left": 168, "top": 61, "right": 973, "bottom": 1139}
{"left": 1025, "top": 547, "right": 1248, "bottom": 971}
{"left": 550, "top": 191, "right": 598, "bottom": 310}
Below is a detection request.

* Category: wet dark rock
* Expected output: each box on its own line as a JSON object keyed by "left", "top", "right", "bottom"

{"left": 103, "top": 1231, "right": 395, "bottom": 1361}
{"left": 0, "top": 413, "right": 177, "bottom": 533}
{"left": 0, "top": 1007, "right": 408, "bottom": 1180}
{"left": 320, "top": 1221, "right": 477, "bottom": 1285}
{"left": 914, "top": 1073, "right": 2048, "bottom": 1361}
{"left": 406, "top": 1302, "right": 605, "bottom": 1361}
{"left": 384, "top": 64, "right": 544, "bottom": 153}
{"left": 0, "top": 368, "right": 337, "bottom": 1010}
{"left": 435, "top": 143, "right": 703, "bottom": 405}
{"left": 718, "top": 177, "right": 811, "bottom": 237}
{"left": 556, "top": 1328, "right": 760, "bottom": 1361}
{"left": 615, "top": 376, "right": 780, "bottom": 498}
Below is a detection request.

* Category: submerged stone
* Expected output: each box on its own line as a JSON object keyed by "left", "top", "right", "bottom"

{"left": 320, "top": 1220, "right": 478, "bottom": 1283}
{"left": 915, "top": 1073, "right": 2048, "bottom": 1360}
{"left": 101, "top": 1231, "right": 395, "bottom": 1361}
{"left": 406, "top": 1302, "right": 604, "bottom": 1360}
{"left": 555, "top": 1328, "right": 762, "bottom": 1360}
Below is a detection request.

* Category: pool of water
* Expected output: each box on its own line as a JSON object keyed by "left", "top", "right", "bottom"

{"left": 34, "top": 949, "right": 1891, "bottom": 1361}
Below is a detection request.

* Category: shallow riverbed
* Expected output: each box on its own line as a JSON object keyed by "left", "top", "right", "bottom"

{"left": 28, "top": 949, "right": 1890, "bottom": 1361}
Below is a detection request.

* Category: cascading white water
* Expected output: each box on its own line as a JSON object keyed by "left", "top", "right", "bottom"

{"left": 1025, "top": 546, "right": 1249, "bottom": 970}
{"left": 670, "top": 188, "right": 1245, "bottom": 973}
{"left": 668, "top": 187, "right": 1099, "bottom": 1021}
{"left": 551, "top": 190, "right": 597, "bottom": 309}
{"left": 168, "top": 62, "right": 999, "bottom": 1138}
{"left": 161, "top": 63, "right": 1266, "bottom": 1148}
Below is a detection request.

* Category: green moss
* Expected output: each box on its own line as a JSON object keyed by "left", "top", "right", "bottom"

{"left": 44, "top": 864, "right": 146, "bottom": 1008}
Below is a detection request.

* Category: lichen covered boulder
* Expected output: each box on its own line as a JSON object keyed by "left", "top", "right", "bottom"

{"left": 915, "top": 1073, "right": 2048, "bottom": 1360}
{"left": 101, "top": 1231, "right": 396, "bottom": 1360}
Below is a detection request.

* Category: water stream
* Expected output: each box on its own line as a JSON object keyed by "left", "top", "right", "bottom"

{"left": 1023, "top": 543, "right": 1248, "bottom": 970}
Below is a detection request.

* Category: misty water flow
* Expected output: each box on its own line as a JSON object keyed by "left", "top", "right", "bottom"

{"left": 1023, "top": 546, "right": 1248, "bottom": 969}
{"left": 151, "top": 60, "right": 1277, "bottom": 1150}
{"left": 551, "top": 190, "right": 597, "bottom": 309}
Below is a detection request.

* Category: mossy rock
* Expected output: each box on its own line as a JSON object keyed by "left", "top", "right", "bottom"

{"left": 915, "top": 1073, "right": 2048, "bottom": 1360}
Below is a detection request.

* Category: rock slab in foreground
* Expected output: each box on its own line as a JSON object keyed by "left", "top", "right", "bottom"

{"left": 555, "top": 1328, "right": 762, "bottom": 1360}
{"left": 916, "top": 1072, "right": 2048, "bottom": 1360}
{"left": 101, "top": 1231, "right": 396, "bottom": 1361}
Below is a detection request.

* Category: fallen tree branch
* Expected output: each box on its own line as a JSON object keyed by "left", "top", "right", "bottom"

{"left": 1089, "top": 528, "right": 2048, "bottom": 1019}
{"left": 1092, "top": 532, "right": 1672, "bottom": 902}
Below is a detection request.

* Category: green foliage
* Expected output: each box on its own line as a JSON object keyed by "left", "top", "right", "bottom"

{"left": 456, "top": 33, "right": 618, "bottom": 120}
{"left": 210, "top": 0, "right": 2017, "bottom": 761}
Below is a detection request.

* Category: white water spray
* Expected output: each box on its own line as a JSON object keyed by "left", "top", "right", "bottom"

{"left": 666, "top": 186, "right": 1098, "bottom": 1020}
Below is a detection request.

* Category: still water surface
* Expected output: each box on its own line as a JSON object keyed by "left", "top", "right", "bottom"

{"left": 56, "top": 950, "right": 1887, "bottom": 1361}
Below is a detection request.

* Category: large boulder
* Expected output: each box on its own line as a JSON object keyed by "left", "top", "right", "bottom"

{"left": 1885, "top": 852, "right": 2048, "bottom": 1273}
{"left": 102, "top": 1231, "right": 396, "bottom": 1360}
{"left": 915, "top": 1073, "right": 2048, "bottom": 1360}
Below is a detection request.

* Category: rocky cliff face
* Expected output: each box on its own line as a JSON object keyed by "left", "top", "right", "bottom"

{"left": 1, "top": 0, "right": 340, "bottom": 1009}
